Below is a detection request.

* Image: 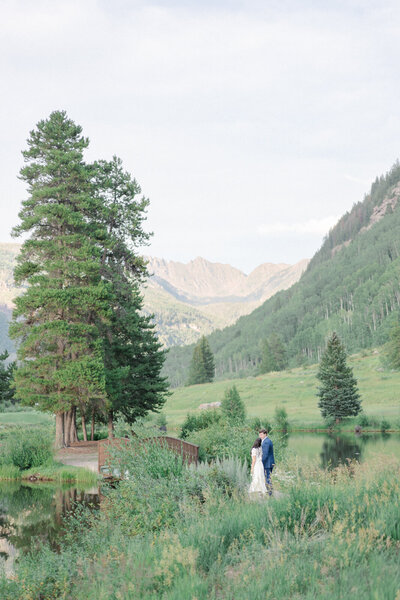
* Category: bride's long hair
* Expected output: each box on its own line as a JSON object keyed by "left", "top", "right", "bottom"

{"left": 252, "top": 437, "right": 262, "bottom": 449}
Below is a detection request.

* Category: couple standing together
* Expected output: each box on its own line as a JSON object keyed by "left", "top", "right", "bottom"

{"left": 249, "top": 428, "right": 275, "bottom": 497}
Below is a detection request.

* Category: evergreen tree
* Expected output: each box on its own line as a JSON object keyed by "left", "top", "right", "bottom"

{"left": 10, "top": 111, "right": 109, "bottom": 447}
{"left": 0, "top": 351, "right": 16, "bottom": 405}
{"left": 269, "top": 333, "right": 288, "bottom": 371}
{"left": 221, "top": 384, "right": 246, "bottom": 423}
{"left": 259, "top": 339, "right": 275, "bottom": 373}
{"left": 92, "top": 156, "right": 168, "bottom": 436}
{"left": 187, "top": 336, "right": 215, "bottom": 385}
{"left": 259, "top": 334, "right": 287, "bottom": 373}
{"left": 317, "top": 332, "right": 361, "bottom": 423}
{"left": 384, "top": 322, "right": 400, "bottom": 370}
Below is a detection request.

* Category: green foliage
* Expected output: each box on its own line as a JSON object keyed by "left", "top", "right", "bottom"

{"left": 0, "top": 464, "right": 21, "bottom": 479}
{"left": 179, "top": 409, "right": 222, "bottom": 439}
{"left": 3, "top": 454, "right": 400, "bottom": 599}
{"left": 380, "top": 419, "right": 391, "bottom": 432}
{"left": 10, "top": 111, "right": 109, "bottom": 423}
{"left": 154, "top": 412, "right": 167, "bottom": 428}
{"left": 317, "top": 332, "right": 362, "bottom": 422}
{"left": 247, "top": 416, "right": 273, "bottom": 434}
{"left": 384, "top": 321, "right": 400, "bottom": 369}
{"left": 165, "top": 161, "right": 400, "bottom": 385}
{"left": 274, "top": 405, "right": 289, "bottom": 431}
{"left": 221, "top": 384, "right": 246, "bottom": 423}
{"left": 9, "top": 112, "right": 168, "bottom": 443}
{"left": 95, "top": 156, "right": 169, "bottom": 425}
{"left": 0, "top": 427, "right": 53, "bottom": 470}
{"left": 0, "top": 350, "right": 16, "bottom": 406}
{"left": 259, "top": 333, "right": 288, "bottom": 373}
{"left": 358, "top": 412, "right": 370, "bottom": 427}
{"left": 187, "top": 422, "right": 271, "bottom": 465}
{"left": 186, "top": 336, "right": 215, "bottom": 385}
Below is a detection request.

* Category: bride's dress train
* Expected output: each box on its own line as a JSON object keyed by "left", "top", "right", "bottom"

{"left": 248, "top": 447, "right": 267, "bottom": 495}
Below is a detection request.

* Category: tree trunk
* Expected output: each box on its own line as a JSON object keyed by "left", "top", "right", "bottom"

{"left": 55, "top": 412, "right": 65, "bottom": 449}
{"left": 64, "top": 408, "right": 78, "bottom": 446}
{"left": 108, "top": 409, "right": 114, "bottom": 439}
{"left": 91, "top": 408, "right": 95, "bottom": 441}
{"left": 81, "top": 410, "right": 88, "bottom": 442}
{"left": 72, "top": 407, "right": 78, "bottom": 443}
{"left": 64, "top": 409, "right": 72, "bottom": 446}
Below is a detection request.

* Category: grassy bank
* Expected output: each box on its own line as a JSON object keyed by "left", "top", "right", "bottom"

{"left": 0, "top": 460, "right": 98, "bottom": 483}
{"left": 0, "top": 425, "right": 98, "bottom": 484}
{"left": 1, "top": 437, "right": 399, "bottom": 599}
{"left": 164, "top": 349, "right": 400, "bottom": 432}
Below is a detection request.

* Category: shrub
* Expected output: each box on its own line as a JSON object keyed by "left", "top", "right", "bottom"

{"left": 247, "top": 416, "right": 273, "bottom": 433}
{"left": 358, "top": 412, "right": 370, "bottom": 427}
{"left": 180, "top": 409, "right": 222, "bottom": 439}
{"left": 380, "top": 419, "right": 391, "bottom": 432}
{"left": 188, "top": 423, "right": 266, "bottom": 466}
{"left": 274, "top": 406, "right": 289, "bottom": 431}
{"left": 0, "top": 427, "right": 53, "bottom": 470}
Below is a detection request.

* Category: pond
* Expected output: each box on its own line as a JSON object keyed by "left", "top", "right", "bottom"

{"left": 285, "top": 432, "right": 400, "bottom": 468}
{"left": 0, "top": 483, "right": 99, "bottom": 576}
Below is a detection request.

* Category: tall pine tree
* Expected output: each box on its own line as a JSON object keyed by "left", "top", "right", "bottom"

{"left": 317, "top": 332, "right": 361, "bottom": 423}
{"left": 10, "top": 111, "right": 109, "bottom": 447}
{"left": 10, "top": 113, "right": 169, "bottom": 446}
{"left": 187, "top": 336, "right": 215, "bottom": 385}
{"left": 93, "top": 156, "right": 168, "bottom": 436}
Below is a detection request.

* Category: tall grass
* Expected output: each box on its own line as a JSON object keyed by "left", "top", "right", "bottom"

{"left": 1, "top": 444, "right": 399, "bottom": 599}
{"left": 0, "top": 427, "right": 53, "bottom": 469}
{"left": 0, "top": 464, "right": 21, "bottom": 480}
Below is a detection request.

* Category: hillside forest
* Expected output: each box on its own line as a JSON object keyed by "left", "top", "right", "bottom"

{"left": 164, "top": 162, "right": 400, "bottom": 386}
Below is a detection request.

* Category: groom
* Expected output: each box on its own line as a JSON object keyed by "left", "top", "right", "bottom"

{"left": 259, "top": 428, "right": 275, "bottom": 496}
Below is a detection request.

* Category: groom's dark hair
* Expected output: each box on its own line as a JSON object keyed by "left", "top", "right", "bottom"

{"left": 259, "top": 428, "right": 268, "bottom": 435}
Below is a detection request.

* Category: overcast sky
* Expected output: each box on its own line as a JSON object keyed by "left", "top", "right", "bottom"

{"left": 1, "top": 0, "right": 400, "bottom": 272}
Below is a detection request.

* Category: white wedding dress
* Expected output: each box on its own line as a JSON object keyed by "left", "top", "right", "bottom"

{"left": 248, "top": 447, "right": 267, "bottom": 495}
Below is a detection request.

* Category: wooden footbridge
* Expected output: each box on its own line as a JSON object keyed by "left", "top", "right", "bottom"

{"left": 98, "top": 436, "right": 199, "bottom": 476}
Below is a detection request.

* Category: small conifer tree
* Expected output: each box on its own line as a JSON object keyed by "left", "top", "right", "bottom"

{"left": 187, "top": 336, "right": 215, "bottom": 385}
{"left": 317, "top": 332, "right": 361, "bottom": 423}
{"left": 221, "top": 385, "right": 246, "bottom": 423}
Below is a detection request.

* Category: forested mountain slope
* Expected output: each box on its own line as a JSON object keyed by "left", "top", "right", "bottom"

{"left": 164, "top": 162, "right": 400, "bottom": 387}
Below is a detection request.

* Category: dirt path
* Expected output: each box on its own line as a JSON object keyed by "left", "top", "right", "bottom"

{"left": 57, "top": 441, "right": 99, "bottom": 473}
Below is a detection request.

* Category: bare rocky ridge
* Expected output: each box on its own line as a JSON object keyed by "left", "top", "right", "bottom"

{"left": 145, "top": 256, "right": 309, "bottom": 305}
{"left": 0, "top": 243, "right": 309, "bottom": 348}
{"left": 142, "top": 256, "right": 309, "bottom": 345}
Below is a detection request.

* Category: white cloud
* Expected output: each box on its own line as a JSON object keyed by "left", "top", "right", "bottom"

{"left": 258, "top": 216, "right": 340, "bottom": 236}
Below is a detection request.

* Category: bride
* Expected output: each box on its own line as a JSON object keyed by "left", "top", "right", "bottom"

{"left": 248, "top": 437, "right": 267, "bottom": 495}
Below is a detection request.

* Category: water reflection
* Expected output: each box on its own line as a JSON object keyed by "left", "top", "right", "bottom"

{"left": 286, "top": 431, "right": 400, "bottom": 470}
{"left": 0, "top": 483, "right": 99, "bottom": 576}
{"left": 320, "top": 435, "right": 362, "bottom": 469}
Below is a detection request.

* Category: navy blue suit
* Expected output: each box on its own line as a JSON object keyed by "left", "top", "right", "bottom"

{"left": 261, "top": 436, "right": 275, "bottom": 495}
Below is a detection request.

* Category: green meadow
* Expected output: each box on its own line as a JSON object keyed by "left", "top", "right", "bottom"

{"left": 0, "top": 411, "right": 53, "bottom": 427}
{"left": 164, "top": 349, "right": 400, "bottom": 432}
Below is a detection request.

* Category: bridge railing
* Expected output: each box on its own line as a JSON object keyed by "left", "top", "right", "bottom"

{"left": 98, "top": 436, "right": 199, "bottom": 474}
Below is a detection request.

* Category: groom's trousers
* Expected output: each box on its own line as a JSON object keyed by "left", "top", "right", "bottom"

{"left": 264, "top": 468, "right": 273, "bottom": 496}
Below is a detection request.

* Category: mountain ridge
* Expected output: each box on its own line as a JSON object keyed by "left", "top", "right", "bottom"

{"left": 0, "top": 245, "right": 308, "bottom": 351}
{"left": 163, "top": 160, "right": 400, "bottom": 386}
